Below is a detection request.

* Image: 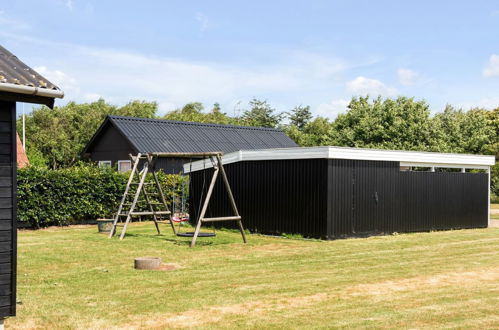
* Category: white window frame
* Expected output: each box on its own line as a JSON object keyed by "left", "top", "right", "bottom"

{"left": 117, "top": 160, "right": 132, "bottom": 172}
{"left": 98, "top": 160, "right": 112, "bottom": 168}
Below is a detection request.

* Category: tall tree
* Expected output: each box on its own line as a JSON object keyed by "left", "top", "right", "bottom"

{"left": 162, "top": 102, "right": 240, "bottom": 125}
{"left": 162, "top": 102, "right": 205, "bottom": 122}
{"left": 241, "top": 99, "right": 284, "bottom": 128}
{"left": 18, "top": 99, "right": 157, "bottom": 169}
{"left": 432, "top": 105, "right": 496, "bottom": 154}
{"left": 329, "top": 96, "right": 441, "bottom": 151}
{"left": 289, "top": 105, "right": 312, "bottom": 130}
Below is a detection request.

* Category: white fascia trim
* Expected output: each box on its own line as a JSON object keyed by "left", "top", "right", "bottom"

{"left": 184, "top": 146, "right": 496, "bottom": 173}
{"left": 0, "top": 82, "right": 64, "bottom": 98}
{"left": 399, "top": 162, "right": 490, "bottom": 170}
{"left": 325, "top": 147, "right": 495, "bottom": 167}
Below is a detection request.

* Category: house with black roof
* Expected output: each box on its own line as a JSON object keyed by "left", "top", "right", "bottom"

{"left": 83, "top": 115, "right": 297, "bottom": 173}
{"left": 0, "top": 45, "right": 64, "bottom": 322}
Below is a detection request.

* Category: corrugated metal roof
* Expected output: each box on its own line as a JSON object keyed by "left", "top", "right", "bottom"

{"left": 0, "top": 45, "right": 60, "bottom": 90}
{"left": 87, "top": 115, "right": 298, "bottom": 154}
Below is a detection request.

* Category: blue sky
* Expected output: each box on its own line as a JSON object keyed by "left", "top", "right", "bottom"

{"left": 2, "top": 1, "right": 499, "bottom": 117}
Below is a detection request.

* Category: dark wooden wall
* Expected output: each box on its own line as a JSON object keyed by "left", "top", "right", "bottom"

{"left": 327, "top": 159, "right": 488, "bottom": 238}
{"left": 89, "top": 125, "right": 186, "bottom": 174}
{"left": 189, "top": 158, "right": 489, "bottom": 239}
{"left": 189, "top": 159, "right": 329, "bottom": 238}
{"left": 89, "top": 125, "right": 134, "bottom": 167}
{"left": 0, "top": 101, "right": 16, "bottom": 317}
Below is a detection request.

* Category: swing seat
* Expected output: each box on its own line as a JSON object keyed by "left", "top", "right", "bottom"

{"left": 171, "top": 216, "right": 189, "bottom": 222}
{"left": 176, "top": 232, "right": 216, "bottom": 238}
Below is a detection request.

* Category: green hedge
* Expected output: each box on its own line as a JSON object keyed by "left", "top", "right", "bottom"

{"left": 17, "top": 165, "right": 186, "bottom": 228}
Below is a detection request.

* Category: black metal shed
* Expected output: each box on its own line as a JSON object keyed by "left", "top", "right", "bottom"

{"left": 186, "top": 147, "right": 494, "bottom": 239}
{"left": 0, "top": 45, "right": 64, "bottom": 321}
{"left": 83, "top": 116, "right": 297, "bottom": 173}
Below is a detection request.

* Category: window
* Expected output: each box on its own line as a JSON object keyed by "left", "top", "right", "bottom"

{"left": 98, "top": 160, "right": 112, "bottom": 168}
{"left": 118, "top": 160, "right": 132, "bottom": 172}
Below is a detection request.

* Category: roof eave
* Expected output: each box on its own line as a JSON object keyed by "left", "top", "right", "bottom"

{"left": 185, "top": 146, "right": 496, "bottom": 173}
{"left": 0, "top": 82, "right": 64, "bottom": 99}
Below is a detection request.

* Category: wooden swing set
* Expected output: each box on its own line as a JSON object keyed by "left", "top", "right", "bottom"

{"left": 108, "top": 152, "right": 246, "bottom": 247}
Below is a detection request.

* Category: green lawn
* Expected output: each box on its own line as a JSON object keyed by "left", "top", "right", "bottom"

{"left": 8, "top": 222, "right": 499, "bottom": 329}
{"left": 492, "top": 204, "right": 499, "bottom": 220}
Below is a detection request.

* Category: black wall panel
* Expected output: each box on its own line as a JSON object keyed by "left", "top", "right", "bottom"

{"left": 0, "top": 101, "right": 15, "bottom": 317}
{"left": 189, "top": 159, "right": 329, "bottom": 238}
{"left": 190, "top": 158, "right": 489, "bottom": 240}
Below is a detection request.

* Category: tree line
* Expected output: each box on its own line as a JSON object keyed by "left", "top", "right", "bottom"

{"left": 17, "top": 96, "right": 498, "bottom": 196}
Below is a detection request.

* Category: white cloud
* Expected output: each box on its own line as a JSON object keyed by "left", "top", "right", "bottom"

{"left": 24, "top": 44, "right": 352, "bottom": 115}
{"left": 397, "top": 68, "right": 419, "bottom": 86}
{"left": 483, "top": 54, "right": 499, "bottom": 77}
{"left": 195, "top": 12, "right": 210, "bottom": 33}
{"left": 0, "top": 11, "right": 29, "bottom": 30}
{"left": 34, "top": 66, "right": 77, "bottom": 90}
{"left": 346, "top": 76, "right": 397, "bottom": 96}
{"left": 455, "top": 97, "right": 499, "bottom": 110}
{"left": 83, "top": 93, "right": 101, "bottom": 102}
{"left": 316, "top": 99, "right": 349, "bottom": 119}
{"left": 34, "top": 66, "right": 102, "bottom": 102}
{"left": 65, "top": 0, "right": 74, "bottom": 11}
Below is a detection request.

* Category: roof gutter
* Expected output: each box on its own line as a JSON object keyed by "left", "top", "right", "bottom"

{"left": 0, "top": 82, "right": 64, "bottom": 99}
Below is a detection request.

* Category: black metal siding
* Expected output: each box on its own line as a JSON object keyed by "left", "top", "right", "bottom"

{"left": 328, "top": 160, "right": 488, "bottom": 237}
{"left": 0, "top": 101, "right": 15, "bottom": 317}
{"left": 396, "top": 171, "right": 488, "bottom": 232}
{"left": 190, "top": 158, "right": 489, "bottom": 240}
{"left": 189, "top": 159, "right": 329, "bottom": 238}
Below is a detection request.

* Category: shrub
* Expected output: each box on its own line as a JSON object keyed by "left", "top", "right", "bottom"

{"left": 17, "top": 164, "right": 186, "bottom": 228}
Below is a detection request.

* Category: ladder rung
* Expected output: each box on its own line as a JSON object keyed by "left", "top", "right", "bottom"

{"left": 130, "top": 183, "right": 154, "bottom": 185}
{"left": 129, "top": 211, "right": 171, "bottom": 216}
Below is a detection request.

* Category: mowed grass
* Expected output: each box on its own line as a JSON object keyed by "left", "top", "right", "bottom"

{"left": 492, "top": 204, "right": 499, "bottom": 220}
{"left": 8, "top": 221, "right": 499, "bottom": 329}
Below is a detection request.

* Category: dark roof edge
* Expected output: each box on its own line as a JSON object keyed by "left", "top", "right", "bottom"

{"left": 82, "top": 115, "right": 139, "bottom": 155}
{"left": 108, "top": 115, "right": 286, "bottom": 132}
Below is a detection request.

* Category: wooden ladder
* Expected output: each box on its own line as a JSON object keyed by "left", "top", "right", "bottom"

{"left": 109, "top": 153, "right": 177, "bottom": 240}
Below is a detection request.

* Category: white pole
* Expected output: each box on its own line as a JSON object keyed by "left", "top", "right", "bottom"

{"left": 22, "top": 103, "right": 26, "bottom": 150}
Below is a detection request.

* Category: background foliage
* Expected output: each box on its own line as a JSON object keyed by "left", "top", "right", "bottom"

{"left": 18, "top": 100, "right": 157, "bottom": 169}
{"left": 18, "top": 95, "right": 499, "bottom": 202}
{"left": 17, "top": 164, "right": 186, "bottom": 227}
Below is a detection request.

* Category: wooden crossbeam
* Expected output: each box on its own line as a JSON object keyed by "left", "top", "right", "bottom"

{"left": 127, "top": 211, "right": 171, "bottom": 216}
{"left": 201, "top": 216, "right": 242, "bottom": 222}
{"left": 148, "top": 152, "right": 223, "bottom": 159}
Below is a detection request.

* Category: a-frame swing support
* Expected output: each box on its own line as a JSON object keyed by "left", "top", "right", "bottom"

{"left": 190, "top": 154, "right": 246, "bottom": 247}
{"left": 109, "top": 152, "right": 246, "bottom": 248}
